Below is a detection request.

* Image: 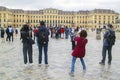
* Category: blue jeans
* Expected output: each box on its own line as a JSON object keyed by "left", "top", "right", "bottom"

{"left": 71, "top": 57, "right": 86, "bottom": 73}
{"left": 65, "top": 32, "right": 69, "bottom": 39}
{"left": 101, "top": 46, "right": 112, "bottom": 63}
{"left": 38, "top": 44, "right": 48, "bottom": 64}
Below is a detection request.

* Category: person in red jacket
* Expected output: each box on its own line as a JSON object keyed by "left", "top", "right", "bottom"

{"left": 61, "top": 27, "right": 65, "bottom": 38}
{"left": 69, "top": 30, "right": 88, "bottom": 76}
{"left": 33, "top": 27, "right": 38, "bottom": 40}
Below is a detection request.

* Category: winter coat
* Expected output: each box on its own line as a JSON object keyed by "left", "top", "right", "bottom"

{"left": 72, "top": 37, "right": 88, "bottom": 58}
{"left": 103, "top": 28, "right": 115, "bottom": 46}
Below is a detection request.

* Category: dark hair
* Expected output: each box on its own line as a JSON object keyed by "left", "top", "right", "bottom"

{"left": 80, "top": 30, "right": 87, "bottom": 38}
{"left": 40, "top": 21, "right": 45, "bottom": 26}
{"left": 107, "top": 24, "right": 113, "bottom": 28}
{"left": 22, "top": 24, "right": 29, "bottom": 32}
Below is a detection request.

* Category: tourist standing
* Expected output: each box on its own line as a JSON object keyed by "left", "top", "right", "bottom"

{"left": 61, "top": 27, "right": 65, "bottom": 39}
{"left": 8, "top": 26, "right": 14, "bottom": 42}
{"left": 20, "top": 24, "right": 33, "bottom": 66}
{"left": 65, "top": 26, "right": 69, "bottom": 39}
{"left": 69, "top": 27, "right": 76, "bottom": 50}
{"left": 15, "top": 28, "right": 18, "bottom": 37}
{"left": 33, "top": 27, "right": 38, "bottom": 41}
{"left": 6, "top": 26, "right": 10, "bottom": 41}
{"left": 69, "top": 30, "right": 88, "bottom": 76}
{"left": 99, "top": 24, "right": 116, "bottom": 65}
{"left": 0, "top": 27, "right": 5, "bottom": 42}
{"left": 36, "top": 21, "right": 50, "bottom": 67}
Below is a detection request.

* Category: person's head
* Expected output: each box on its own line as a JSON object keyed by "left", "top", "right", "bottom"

{"left": 79, "top": 30, "right": 87, "bottom": 38}
{"left": 40, "top": 21, "right": 45, "bottom": 26}
{"left": 107, "top": 24, "right": 113, "bottom": 29}
{"left": 22, "top": 24, "right": 29, "bottom": 32}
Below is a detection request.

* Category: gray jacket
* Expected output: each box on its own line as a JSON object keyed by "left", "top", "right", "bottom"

{"left": 103, "top": 28, "right": 115, "bottom": 46}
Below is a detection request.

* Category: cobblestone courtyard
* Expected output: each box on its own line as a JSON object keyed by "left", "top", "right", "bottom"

{"left": 0, "top": 31, "right": 120, "bottom": 80}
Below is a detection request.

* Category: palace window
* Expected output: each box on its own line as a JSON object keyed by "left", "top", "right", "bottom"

{"left": 83, "top": 21, "right": 84, "bottom": 23}
{"left": 108, "top": 16, "right": 110, "bottom": 19}
{"left": 112, "top": 16, "right": 114, "bottom": 20}
{"left": 112, "top": 21, "right": 114, "bottom": 24}
{"left": 36, "top": 20, "right": 38, "bottom": 23}
{"left": 4, "top": 13, "right": 6, "bottom": 17}
{"left": 4, "top": 19, "right": 6, "bottom": 22}
{"left": 104, "top": 21, "right": 105, "bottom": 24}
{"left": 95, "top": 21, "right": 96, "bottom": 23}
{"left": 99, "top": 21, "right": 101, "bottom": 24}
{"left": 64, "top": 20, "right": 65, "bottom": 23}
{"left": 47, "top": 20, "right": 49, "bottom": 23}
{"left": 58, "top": 20, "right": 60, "bottom": 23}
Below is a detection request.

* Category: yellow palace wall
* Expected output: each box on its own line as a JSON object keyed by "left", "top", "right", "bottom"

{"left": 0, "top": 6, "right": 119, "bottom": 28}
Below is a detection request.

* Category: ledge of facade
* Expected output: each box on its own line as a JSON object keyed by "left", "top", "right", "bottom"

{"left": 0, "top": 6, "right": 119, "bottom": 15}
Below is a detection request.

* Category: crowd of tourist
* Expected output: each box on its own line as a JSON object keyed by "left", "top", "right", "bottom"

{"left": 0, "top": 22, "right": 116, "bottom": 77}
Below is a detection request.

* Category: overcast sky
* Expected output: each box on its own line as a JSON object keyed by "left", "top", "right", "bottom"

{"left": 0, "top": 0, "right": 120, "bottom": 13}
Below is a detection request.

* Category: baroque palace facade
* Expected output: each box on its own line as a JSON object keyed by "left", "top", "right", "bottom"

{"left": 0, "top": 6, "right": 119, "bottom": 28}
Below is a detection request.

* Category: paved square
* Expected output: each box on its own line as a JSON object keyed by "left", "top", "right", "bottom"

{"left": 0, "top": 31, "right": 120, "bottom": 80}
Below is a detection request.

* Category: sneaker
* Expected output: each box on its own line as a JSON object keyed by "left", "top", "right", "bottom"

{"left": 83, "top": 68, "right": 86, "bottom": 72}
{"left": 45, "top": 64, "right": 49, "bottom": 67}
{"left": 38, "top": 64, "right": 42, "bottom": 67}
{"left": 108, "top": 62, "right": 111, "bottom": 65}
{"left": 29, "top": 63, "right": 33, "bottom": 66}
{"left": 24, "top": 64, "right": 28, "bottom": 68}
{"left": 69, "top": 72, "right": 74, "bottom": 77}
{"left": 99, "top": 62, "right": 105, "bottom": 65}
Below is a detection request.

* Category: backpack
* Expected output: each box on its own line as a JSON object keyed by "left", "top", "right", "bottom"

{"left": 38, "top": 28, "right": 48, "bottom": 45}
{"left": 107, "top": 30, "right": 116, "bottom": 46}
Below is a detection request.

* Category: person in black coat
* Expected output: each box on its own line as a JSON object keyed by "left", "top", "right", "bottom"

{"left": 20, "top": 24, "right": 33, "bottom": 66}
{"left": 1, "top": 27, "right": 5, "bottom": 42}
{"left": 6, "top": 26, "right": 10, "bottom": 41}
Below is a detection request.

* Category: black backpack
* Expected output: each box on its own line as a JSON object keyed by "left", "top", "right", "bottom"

{"left": 107, "top": 30, "right": 116, "bottom": 46}
{"left": 38, "top": 28, "right": 48, "bottom": 45}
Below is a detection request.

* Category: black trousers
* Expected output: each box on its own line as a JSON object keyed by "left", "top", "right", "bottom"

{"left": 6, "top": 34, "right": 10, "bottom": 41}
{"left": 72, "top": 41, "right": 75, "bottom": 50}
{"left": 9, "top": 33, "right": 13, "bottom": 42}
{"left": 23, "top": 43, "right": 33, "bottom": 64}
